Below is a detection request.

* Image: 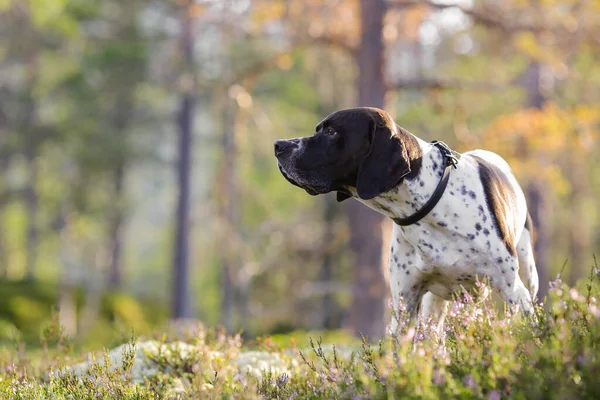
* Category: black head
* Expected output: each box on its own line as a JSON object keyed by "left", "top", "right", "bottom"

{"left": 274, "top": 107, "right": 421, "bottom": 201}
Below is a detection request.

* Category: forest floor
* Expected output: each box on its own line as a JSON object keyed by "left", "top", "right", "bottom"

{"left": 1, "top": 271, "right": 599, "bottom": 399}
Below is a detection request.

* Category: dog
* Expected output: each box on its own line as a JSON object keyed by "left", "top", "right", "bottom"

{"left": 274, "top": 107, "right": 539, "bottom": 335}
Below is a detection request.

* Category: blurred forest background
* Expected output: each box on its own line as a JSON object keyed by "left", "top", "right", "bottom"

{"left": 1, "top": 0, "right": 599, "bottom": 347}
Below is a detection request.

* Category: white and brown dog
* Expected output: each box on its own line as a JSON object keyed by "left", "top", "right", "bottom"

{"left": 274, "top": 107, "right": 538, "bottom": 334}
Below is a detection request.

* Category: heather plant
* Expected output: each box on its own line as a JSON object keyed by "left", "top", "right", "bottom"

{"left": 0, "top": 267, "right": 599, "bottom": 399}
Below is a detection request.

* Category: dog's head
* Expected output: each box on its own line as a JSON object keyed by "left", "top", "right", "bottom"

{"left": 274, "top": 107, "right": 420, "bottom": 201}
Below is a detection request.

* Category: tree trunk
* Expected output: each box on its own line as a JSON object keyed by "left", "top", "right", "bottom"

{"left": 172, "top": 4, "right": 195, "bottom": 319}
{"left": 567, "top": 137, "right": 590, "bottom": 284}
{"left": 107, "top": 91, "right": 133, "bottom": 289}
{"left": 219, "top": 102, "right": 237, "bottom": 332}
{"left": 0, "top": 210, "right": 5, "bottom": 279}
{"left": 79, "top": 261, "right": 104, "bottom": 337}
{"left": 346, "top": 0, "right": 388, "bottom": 340}
{"left": 0, "top": 156, "right": 9, "bottom": 279}
{"left": 106, "top": 0, "right": 139, "bottom": 290}
{"left": 524, "top": 61, "right": 549, "bottom": 300}
{"left": 56, "top": 199, "right": 77, "bottom": 338}
{"left": 23, "top": 55, "right": 40, "bottom": 282}
{"left": 24, "top": 151, "right": 39, "bottom": 281}
{"left": 321, "top": 194, "right": 336, "bottom": 330}
{"left": 108, "top": 161, "right": 125, "bottom": 288}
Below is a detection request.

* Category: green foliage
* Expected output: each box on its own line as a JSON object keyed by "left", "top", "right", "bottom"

{"left": 2, "top": 0, "right": 600, "bottom": 364}
{"left": 265, "top": 329, "right": 358, "bottom": 350}
{"left": 0, "top": 273, "right": 598, "bottom": 398}
{"left": 0, "top": 281, "right": 81, "bottom": 344}
{"left": 0, "top": 280, "right": 166, "bottom": 348}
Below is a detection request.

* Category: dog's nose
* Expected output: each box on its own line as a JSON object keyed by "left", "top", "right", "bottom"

{"left": 274, "top": 140, "right": 294, "bottom": 157}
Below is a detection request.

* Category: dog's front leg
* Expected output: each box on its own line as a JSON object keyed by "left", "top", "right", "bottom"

{"left": 388, "top": 241, "right": 426, "bottom": 334}
{"left": 389, "top": 286, "right": 424, "bottom": 335}
{"left": 419, "top": 292, "right": 449, "bottom": 338}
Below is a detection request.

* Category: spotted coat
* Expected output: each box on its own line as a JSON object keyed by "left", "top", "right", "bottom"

{"left": 349, "top": 137, "right": 538, "bottom": 334}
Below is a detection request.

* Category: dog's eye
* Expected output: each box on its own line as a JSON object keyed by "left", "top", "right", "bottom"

{"left": 326, "top": 128, "right": 337, "bottom": 136}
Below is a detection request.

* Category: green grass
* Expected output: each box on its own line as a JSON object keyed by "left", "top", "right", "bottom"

{"left": 1, "top": 269, "right": 599, "bottom": 399}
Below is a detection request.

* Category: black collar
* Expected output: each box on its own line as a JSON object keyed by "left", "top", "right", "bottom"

{"left": 392, "top": 141, "right": 459, "bottom": 226}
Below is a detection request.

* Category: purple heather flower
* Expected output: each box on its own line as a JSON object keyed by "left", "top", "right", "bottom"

{"left": 277, "top": 374, "right": 290, "bottom": 386}
{"left": 463, "top": 374, "right": 476, "bottom": 389}
{"left": 488, "top": 390, "right": 501, "bottom": 400}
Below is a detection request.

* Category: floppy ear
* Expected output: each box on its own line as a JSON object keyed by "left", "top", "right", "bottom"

{"left": 356, "top": 120, "right": 411, "bottom": 200}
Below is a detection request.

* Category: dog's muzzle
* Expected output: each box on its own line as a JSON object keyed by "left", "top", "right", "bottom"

{"left": 274, "top": 139, "right": 298, "bottom": 158}
{"left": 275, "top": 139, "right": 323, "bottom": 196}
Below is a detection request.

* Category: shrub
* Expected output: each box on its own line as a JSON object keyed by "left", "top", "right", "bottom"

{"left": 0, "top": 268, "right": 598, "bottom": 399}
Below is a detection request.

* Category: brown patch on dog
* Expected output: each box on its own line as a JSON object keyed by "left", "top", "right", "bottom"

{"left": 473, "top": 156, "right": 517, "bottom": 256}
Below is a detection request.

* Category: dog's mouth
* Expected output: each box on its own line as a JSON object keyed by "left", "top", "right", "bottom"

{"left": 277, "top": 164, "right": 321, "bottom": 196}
{"left": 278, "top": 164, "right": 300, "bottom": 187}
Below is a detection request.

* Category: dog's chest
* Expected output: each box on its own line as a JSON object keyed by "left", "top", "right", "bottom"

{"left": 389, "top": 216, "right": 495, "bottom": 299}
{"left": 398, "top": 219, "right": 487, "bottom": 268}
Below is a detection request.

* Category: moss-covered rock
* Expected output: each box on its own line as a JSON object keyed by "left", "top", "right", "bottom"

{"left": 63, "top": 340, "right": 303, "bottom": 384}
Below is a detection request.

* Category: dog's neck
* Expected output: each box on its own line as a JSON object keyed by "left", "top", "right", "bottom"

{"left": 349, "top": 135, "right": 447, "bottom": 222}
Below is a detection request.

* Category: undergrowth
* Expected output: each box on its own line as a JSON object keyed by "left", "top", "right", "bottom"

{"left": 1, "top": 267, "right": 599, "bottom": 399}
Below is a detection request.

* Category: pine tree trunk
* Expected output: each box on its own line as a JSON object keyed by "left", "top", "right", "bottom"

{"left": 108, "top": 162, "right": 125, "bottom": 288}
{"left": 0, "top": 212, "right": 5, "bottom": 279}
{"left": 106, "top": 0, "right": 139, "bottom": 290}
{"left": 567, "top": 139, "right": 590, "bottom": 284}
{"left": 56, "top": 198, "right": 77, "bottom": 338}
{"left": 23, "top": 55, "right": 40, "bottom": 282}
{"left": 346, "top": 0, "right": 388, "bottom": 340}
{"left": 219, "top": 103, "right": 237, "bottom": 332}
{"left": 524, "top": 61, "right": 549, "bottom": 300}
{"left": 24, "top": 151, "right": 39, "bottom": 281}
{"left": 172, "top": 4, "right": 195, "bottom": 319}
{"left": 0, "top": 156, "right": 7, "bottom": 279}
{"left": 321, "top": 195, "right": 336, "bottom": 329}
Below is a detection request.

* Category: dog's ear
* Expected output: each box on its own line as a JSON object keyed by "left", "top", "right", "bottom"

{"left": 356, "top": 115, "right": 411, "bottom": 200}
